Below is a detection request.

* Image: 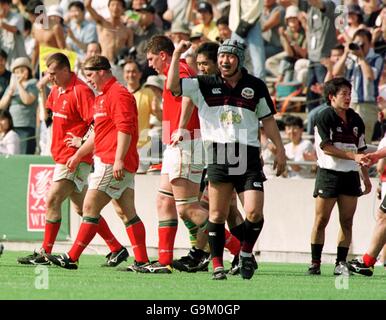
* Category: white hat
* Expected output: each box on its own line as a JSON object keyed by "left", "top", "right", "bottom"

{"left": 11, "top": 57, "right": 32, "bottom": 73}
{"left": 285, "top": 5, "right": 299, "bottom": 20}
{"left": 46, "top": 5, "right": 63, "bottom": 19}
{"left": 144, "top": 75, "right": 165, "bottom": 91}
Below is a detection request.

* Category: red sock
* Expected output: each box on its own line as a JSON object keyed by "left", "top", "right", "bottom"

{"left": 241, "top": 241, "right": 255, "bottom": 254}
{"left": 158, "top": 220, "right": 178, "bottom": 265}
{"left": 363, "top": 253, "right": 377, "bottom": 267}
{"left": 97, "top": 216, "right": 122, "bottom": 253}
{"left": 68, "top": 221, "right": 99, "bottom": 261}
{"left": 126, "top": 219, "right": 149, "bottom": 263}
{"left": 42, "top": 220, "right": 61, "bottom": 254}
{"left": 224, "top": 229, "right": 241, "bottom": 256}
{"left": 212, "top": 256, "right": 223, "bottom": 270}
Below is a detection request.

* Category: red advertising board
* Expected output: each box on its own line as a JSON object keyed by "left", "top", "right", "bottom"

{"left": 27, "top": 164, "right": 55, "bottom": 231}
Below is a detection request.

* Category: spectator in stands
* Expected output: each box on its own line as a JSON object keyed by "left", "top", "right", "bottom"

{"left": 123, "top": 59, "right": 161, "bottom": 173}
{"left": 0, "top": 49, "right": 11, "bottom": 99}
{"left": 75, "top": 41, "right": 102, "bottom": 84}
{"left": 305, "top": 0, "right": 337, "bottom": 112}
{"left": 33, "top": 5, "right": 66, "bottom": 50}
{"left": 306, "top": 44, "right": 345, "bottom": 135}
{"left": 308, "top": 77, "right": 371, "bottom": 276}
{"left": 266, "top": 5, "right": 306, "bottom": 82}
{"left": 229, "top": 0, "right": 265, "bottom": 79}
{"left": 282, "top": 115, "right": 316, "bottom": 179}
{"left": 0, "top": 0, "right": 27, "bottom": 68}
{"left": 85, "top": 0, "right": 133, "bottom": 63}
{"left": 143, "top": 75, "right": 164, "bottom": 172}
{"left": 333, "top": 28, "right": 384, "bottom": 143}
{"left": 191, "top": 1, "right": 219, "bottom": 42}
{"left": 338, "top": 4, "right": 366, "bottom": 44}
{"left": 133, "top": 3, "right": 164, "bottom": 79}
{"left": 0, "top": 109, "right": 20, "bottom": 155}
{"left": 169, "top": 20, "right": 191, "bottom": 48}
{"left": 24, "top": 0, "right": 43, "bottom": 71}
{"left": 0, "top": 57, "right": 38, "bottom": 154}
{"left": 66, "top": 1, "right": 98, "bottom": 58}
{"left": 372, "top": 7, "right": 386, "bottom": 58}
{"left": 23, "top": 19, "right": 36, "bottom": 60}
{"left": 216, "top": 15, "right": 232, "bottom": 42}
{"left": 261, "top": 0, "right": 285, "bottom": 59}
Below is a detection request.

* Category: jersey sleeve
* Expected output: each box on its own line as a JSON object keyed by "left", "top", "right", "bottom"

{"left": 112, "top": 90, "right": 138, "bottom": 137}
{"left": 255, "top": 82, "right": 276, "bottom": 119}
{"left": 315, "top": 110, "right": 333, "bottom": 149}
{"left": 181, "top": 78, "right": 200, "bottom": 106}
{"left": 75, "top": 85, "right": 95, "bottom": 125}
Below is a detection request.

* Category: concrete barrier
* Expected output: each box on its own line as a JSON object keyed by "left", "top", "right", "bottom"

{"left": 71, "top": 175, "right": 379, "bottom": 263}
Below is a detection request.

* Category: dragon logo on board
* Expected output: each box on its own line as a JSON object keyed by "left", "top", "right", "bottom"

{"left": 27, "top": 165, "right": 55, "bottom": 231}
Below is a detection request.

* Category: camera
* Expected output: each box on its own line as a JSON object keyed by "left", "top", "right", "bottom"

{"left": 349, "top": 42, "right": 363, "bottom": 51}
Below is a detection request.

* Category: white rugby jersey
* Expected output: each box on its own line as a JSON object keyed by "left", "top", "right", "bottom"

{"left": 314, "top": 106, "right": 366, "bottom": 172}
{"left": 181, "top": 69, "right": 276, "bottom": 148}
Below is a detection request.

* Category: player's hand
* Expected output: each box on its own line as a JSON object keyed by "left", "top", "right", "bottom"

{"left": 66, "top": 154, "right": 80, "bottom": 172}
{"left": 64, "top": 132, "right": 82, "bottom": 148}
{"left": 274, "top": 148, "right": 287, "bottom": 177}
{"left": 113, "top": 159, "right": 125, "bottom": 181}
{"left": 360, "top": 153, "right": 378, "bottom": 167}
{"left": 175, "top": 40, "right": 191, "bottom": 55}
{"left": 362, "top": 178, "right": 372, "bottom": 195}
{"left": 170, "top": 128, "right": 189, "bottom": 147}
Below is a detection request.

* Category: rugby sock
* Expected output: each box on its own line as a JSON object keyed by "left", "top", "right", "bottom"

{"left": 42, "top": 219, "right": 61, "bottom": 254}
{"left": 241, "top": 218, "right": 264, "bottom": 254}
{"left": 224, "top": 229, "right": 241, "bottom": 255}
{"left": 363, "top": 253, "right": 377, "bottom": 267}
{"left": 125, "top": 215, "right": 149, "bottom": 263}
{"left": 97, "top": 216, "right": 122, "bottom": 253}
{"left": 68, "top": 217, "right": 99, "bottom": 262}
{"left": 183, "top": 219, "right": 198, "bottom": 248}
{"left": 158, "top": 219, "right": 178, "bottom": 265}
{"left": 311, "top": 243, "right": 323, "bottom": 264}
{"left": 230, "top": 222, "right": 245, "bottom": 242}
{"left": 207, "top": 221, "right": 225, "bottom": 269}
{"left": 336, "top": 246, "right": 349, "bottom": 264}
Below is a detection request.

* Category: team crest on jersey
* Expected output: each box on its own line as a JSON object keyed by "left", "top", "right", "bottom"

{"left": 241, "top": 87, "right": 254, "bottom": 99}
{"left": 212, "top": 88, "right": 222, "bottom": 94}
{"left": 337, "top": 127, "right": 342, "bottom": 133}
{"left": 220, "top": 110, "right": 242, "bottom": 125}
{"left": 353, "top": 127, "right": 358, "bottom": 137}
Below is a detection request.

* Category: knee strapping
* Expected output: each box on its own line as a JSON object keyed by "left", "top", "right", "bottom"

{"left": 158, "top": 189, "right": 174, "bottom": 198}
{"left": 175, "top": 196, "right": 199, "bottom": 206}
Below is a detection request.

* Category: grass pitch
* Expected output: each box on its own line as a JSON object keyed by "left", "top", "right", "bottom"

{"left": 0, "top": 251, "right": 384, "bottom": 300}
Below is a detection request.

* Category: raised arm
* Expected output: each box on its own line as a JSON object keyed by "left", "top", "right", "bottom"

{"left": 84, "top": 0, "right": 110, "bottom": 28}
{"left": 166, "top": 40, "right": 192, "bottom": 96}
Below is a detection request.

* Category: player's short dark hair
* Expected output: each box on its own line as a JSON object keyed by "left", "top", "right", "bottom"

{"left": 68, "top": 1, "right": 85, "bottom": 11}
{"left": 332, "top": 44, "right": 344, "bottom": 52}
{"left": 146, "top": 35, "right": 175, "bottom": 56}
{"left": 323, "top": 77, "right": 352, "bottom": 106}
{"left": 0, "top": 109, "right": 14, "bottom": 131}
{"left": 284, "top": 115, "right": 304, "bottom": 129}
{"left": 46, "top": 53, "right": 71, "bottom": 71}
{"left": 196, "top": 42, "right": 219, "bottom": 64}
{"left": 216, "top": 15, "right": 229, "bottom": 26}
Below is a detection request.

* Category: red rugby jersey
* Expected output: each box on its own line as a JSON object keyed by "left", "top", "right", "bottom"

{"left": 162, "top": 59, "right": 200, "bottom": 145}
{"left": 93, "top": 77, "right": 139, "bottom": 173}
{"left": 46, "top": 73, "right": 94, "bottom": 164}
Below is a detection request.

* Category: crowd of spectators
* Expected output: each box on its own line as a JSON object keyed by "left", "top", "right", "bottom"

{"left": 0, "top": 0, "right": 385, "bottom": 179}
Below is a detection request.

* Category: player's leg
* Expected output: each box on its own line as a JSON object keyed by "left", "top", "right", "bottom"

{"left": 112, "top": 185, "right": 150, "bottom": 270}
{"left": 17, "top": 178, "right": 75, "bottom": 265}
{"left": 46, "top": 189, "right": 112, "bottom": 269}
{"left": 207, "top": 181, "right": 234, "bottom": 280}
{"left": 237, "top": 189, "right": 264, "bottom": 280}
{"left": 334, "top": 194, "right": 357, "bottom": 275}
{"left": 348, "top": 208, "right": 386, "bottom": 276}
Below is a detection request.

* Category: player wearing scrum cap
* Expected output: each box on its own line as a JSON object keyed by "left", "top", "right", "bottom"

{"left": 168, "top": 39, "right": 286, "bottom": 280}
